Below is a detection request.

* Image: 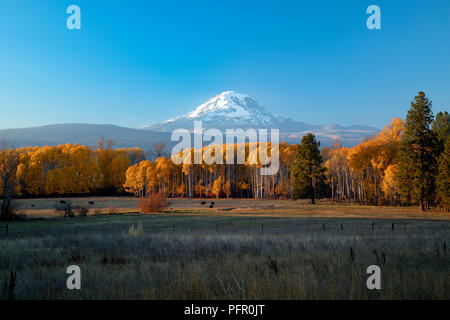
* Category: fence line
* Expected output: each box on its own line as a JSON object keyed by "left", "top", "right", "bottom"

{"left": 1, "top": 219, "right": 442, "bottom": 239}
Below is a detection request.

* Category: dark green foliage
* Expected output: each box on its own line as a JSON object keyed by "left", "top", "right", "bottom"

{"left": 432, "top": 111, "right": 450, "bottom": 154}
{"left": 437, "top": 137, "right": 450, "bottom": 210}
{"left": 292, "top": 133, "right": 326, "bottom": 204}
{"left": 397, "top": 92, "right": 438, "bottom": 210}
{"left": 0, "top": 199, "right": 17, "bottom": 222}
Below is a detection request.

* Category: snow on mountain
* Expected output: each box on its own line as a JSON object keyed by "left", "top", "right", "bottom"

{"left": 141, "top": 91, "right": 379, "bottom": 146}
{"left": 186, "top": 91, "right": 254, "bottom": 119}
{"left": 143, "top": 91, "right": 283, "bottom": 129}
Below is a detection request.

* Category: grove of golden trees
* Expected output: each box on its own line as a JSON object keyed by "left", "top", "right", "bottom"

{"left": 322, "top": 118, "right": 405, "bottom": 205}
{"left": 124, "top": 142, "right": 297, "bottom": 199}
{"left": 322, "top": 93, "right": 449, "bottom": 210}
{"left": 0, "top": 139, "right": 144, "bottom": 198}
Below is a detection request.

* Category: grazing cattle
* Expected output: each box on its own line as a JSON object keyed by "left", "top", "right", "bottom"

{"left": 59, "top": 200, "right": 66, "bottom": 204}
{"left": 89, "top": 201, "right": 94, "bottom": 205}
{"left": 201, "top": 201, "right": 206, "bottom": 205}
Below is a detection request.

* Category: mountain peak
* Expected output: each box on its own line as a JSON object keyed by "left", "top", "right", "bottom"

{"left": 141, "top": 91, "right": 302, "bottom": 132}
{"left": 184, "top": 91, "right": 258, "bottom": 120}
{"left": 140, "top": 92, "right": 379, "bottom": 146}
{"left": 154, "top": 91, "right": 278, "bottom": 127}
{"left": 212, "top": 90, "right": 248, "bottom": 98}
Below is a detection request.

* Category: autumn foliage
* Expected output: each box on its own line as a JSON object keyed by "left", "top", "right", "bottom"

{"left": 124, "top": 142, "right": 297, "bottom": 199}
{"left": 139, "top": 192, "right": 167, "bottom": 213}
{"left": 2, "top": 139, "right": 144, "bottom": 196}
{"left": 322, "top": 118, "right": 405, "bottom": 205}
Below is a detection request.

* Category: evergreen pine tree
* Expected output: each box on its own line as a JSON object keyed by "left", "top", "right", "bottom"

{"left": 292, "top": 133, "right": 326, "bottom": 204}
{"left": 437, "top": 137, "right": 450, "bottom": 211}
{"left": 397, "top": 92, "right": 438, "bottom": 210}
{"left": 432, "top": 111, "right": 450, "bottom": 154}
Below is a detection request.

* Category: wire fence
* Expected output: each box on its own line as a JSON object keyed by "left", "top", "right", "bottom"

{"left": 1, "top": 218, "right": 448, "bottom": 239}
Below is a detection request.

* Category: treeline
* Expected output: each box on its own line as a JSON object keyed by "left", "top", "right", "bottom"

{"left": 124, "top": 143, "right": 297, "bottom": 199}
{"left": 322, "top": 92, "right": 449, "bottom": 210}
{"left": 322, "top": 118, "right": 404, "bottom": 205}
{"left": 0, "top": 138, "right": 144, "bottom": 197}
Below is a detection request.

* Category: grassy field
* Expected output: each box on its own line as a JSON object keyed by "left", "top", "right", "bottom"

{"left": 1, "top": 198, "right": 449, "bottom": 300}
{"left": 14, "top": 197, "right": 450, "bottom": 219}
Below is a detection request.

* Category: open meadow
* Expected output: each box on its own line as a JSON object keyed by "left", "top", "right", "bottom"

{"left": 1, "top": 198, "right": 449, "bottom": 300}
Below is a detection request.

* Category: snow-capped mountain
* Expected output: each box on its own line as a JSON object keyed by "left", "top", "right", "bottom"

{"left": 141, "top": 91, "right": 379, "bottom": 146}
{"left": 161, "top": 91, "right": 282, "bottom": 127}
{"left": 142, "top": 91, "right": 274, "bottom": 130}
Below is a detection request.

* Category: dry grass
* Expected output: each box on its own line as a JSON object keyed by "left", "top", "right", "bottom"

{"left": 3, "top": 198, "right": 449, "bottom": 300}
{"left": 0, "top": 215, "right": 448, "bottom": 300}
{"left": 13, "top": 197, "right": 450, "bottom": 220}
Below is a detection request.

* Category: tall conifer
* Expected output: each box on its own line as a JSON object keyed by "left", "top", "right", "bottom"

{"left": 292, "top": 133, "right": 326, "bottom": 204}
{"left": 397, "top": 92, "right": 438, "bottom": 210}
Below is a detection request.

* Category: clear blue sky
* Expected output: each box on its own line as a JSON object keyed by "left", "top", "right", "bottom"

{"left": 0, "top": 0, "right": 449, "bottom": 130}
